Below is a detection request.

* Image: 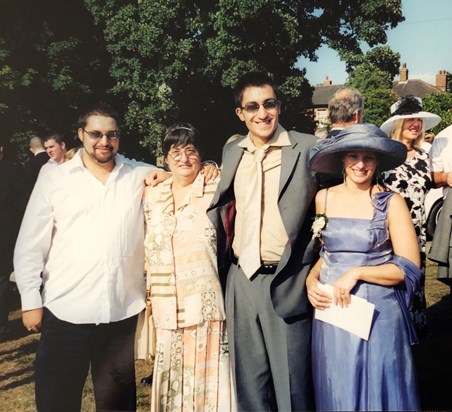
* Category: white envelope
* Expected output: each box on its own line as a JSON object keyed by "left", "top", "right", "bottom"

{"left": 314, "top": 283, "right": 375, "bottom": 341}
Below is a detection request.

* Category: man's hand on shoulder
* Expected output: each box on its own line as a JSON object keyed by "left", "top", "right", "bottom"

{"left": 201, "top": 161, "right": 221, "bottom": 183}
{"left": 145, "top": 169, "right": 172, "bottom": 187}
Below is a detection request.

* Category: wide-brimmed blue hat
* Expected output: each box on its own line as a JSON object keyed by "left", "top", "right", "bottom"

{"left": 308, "top": 123, "right": 407, "bottom": 174}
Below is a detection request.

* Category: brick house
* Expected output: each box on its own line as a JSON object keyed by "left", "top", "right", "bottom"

{"left": 312, "top": 64, "right": 447, "bottom": 127}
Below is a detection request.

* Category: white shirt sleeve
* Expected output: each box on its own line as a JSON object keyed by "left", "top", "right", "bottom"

{"left": 14, "top": 171, "right": 55, "bottom": 310}
{"left": 430, "top": 136, "right": 449, "bottom": 172}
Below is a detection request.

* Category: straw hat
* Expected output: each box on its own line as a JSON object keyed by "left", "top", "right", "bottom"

{"left": 308, "top": 123, "right": 407, "bottom": 174}
{"left": 380, "top": 96, "right": 441, "bottom": 135}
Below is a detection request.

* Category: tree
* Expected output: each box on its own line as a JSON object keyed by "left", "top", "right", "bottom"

{"left": 341, "top": 45, "right": 400, "bottom": 79}
{"left": 423, "top": 92, "right": 452, "bottom": 135}
{"left": 0, "top": 0, "right": 113, "bottom": 160}
{"left": 1, "top": 0, "right": 405, "bottom": 161}
{"left": 346, "top": 61, "right": 397, "bottom": 127}
{"left": 82, "top": 0, "right": 404, "bottom": 160}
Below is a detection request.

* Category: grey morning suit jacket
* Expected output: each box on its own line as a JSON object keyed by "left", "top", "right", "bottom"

{"left": 207, "top": 127, "right": 319, "bottom": 319}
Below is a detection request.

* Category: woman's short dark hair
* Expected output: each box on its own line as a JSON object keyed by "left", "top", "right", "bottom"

{"left": 162, "top": 122, "right": 198, "bottom": 158}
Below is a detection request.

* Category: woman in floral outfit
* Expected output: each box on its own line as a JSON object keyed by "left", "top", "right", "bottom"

{"left": 381, "top": 96, "right": 441, "bottom": 337}
{"left": 143, "top": 124, "right": 235, "bottom": 411}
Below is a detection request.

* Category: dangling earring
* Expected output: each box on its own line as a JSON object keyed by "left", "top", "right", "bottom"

{"left": 342, "top": 164, "right": 346, "bottom": 183}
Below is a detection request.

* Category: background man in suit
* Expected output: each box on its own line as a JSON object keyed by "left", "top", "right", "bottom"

{"left": 327, "top": 86, "right": 363, "bottom": 138}
{"left": 23, "top": 136, "right": 49, "bottom": 199}
{"left": 317, "top": 87, "right": 363, "bottom": 188}
{"left": 207, "top": 72, "right": 318, "bottom": 411}
{"left": 43, "top": 133, "right": 67, "bottom": 166}
{"left": 0, "top": 137, "right": 23, "bottom": 341}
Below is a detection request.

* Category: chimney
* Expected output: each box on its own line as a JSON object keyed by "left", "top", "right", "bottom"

{"left": 400, "top": 63, "right": 408, "bottom": 82}
{"left": 323, "top": 76, "right": 332, "bottom": 86}
{"left": 436, "top": 69, "right": 447, "bottom": 92}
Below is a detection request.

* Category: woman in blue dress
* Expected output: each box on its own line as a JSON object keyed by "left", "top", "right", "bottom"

{"left": 307, "top": 123, "right": 421, "bottom": 411}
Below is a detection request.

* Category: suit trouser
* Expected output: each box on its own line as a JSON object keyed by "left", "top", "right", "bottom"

{"left": 226, "top": 262, "right": 314, "bottom": 412}
{"left": 35, "top": 308, "right": 138, "bottom": 412}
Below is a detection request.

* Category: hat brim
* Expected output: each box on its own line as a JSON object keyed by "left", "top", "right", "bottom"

{"left": 309, "top": 132, "right": 407, "bottom": 174}
{"left": 380, "top": 112, "right": 441, "bottom": 135}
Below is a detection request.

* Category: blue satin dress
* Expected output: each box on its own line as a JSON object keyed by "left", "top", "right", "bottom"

{"left": 312, "top": 191, "right": 420, "bottom": 411}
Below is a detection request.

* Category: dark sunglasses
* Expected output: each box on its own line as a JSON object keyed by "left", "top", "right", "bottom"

{"left": 240, "top": 99, "right": 280, "bottom": 113}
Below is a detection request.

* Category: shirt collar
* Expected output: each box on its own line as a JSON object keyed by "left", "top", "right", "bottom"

{"left": 159, "top": 172, "right": 205, "bottom": 212}
{"left": 238, "top": 124, "right": 291, "bottom": 152}
{"left": 67, "top": 149, "right": 129, "bottom": 173}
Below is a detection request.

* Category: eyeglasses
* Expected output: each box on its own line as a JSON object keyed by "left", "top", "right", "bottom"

{"left": 240, "top": 99, "right": 280, "bottom": 113}
{"left": 167, "top": 147, "right": 199, "bottom": 162}
{"left": 82, "top": 129, "right": 120, "bottom": 140}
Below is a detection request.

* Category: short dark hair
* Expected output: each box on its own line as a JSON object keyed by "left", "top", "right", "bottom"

{"left": 43, "top": 132, "right": 66, "bottom": 145}
{"left": 77, "top": 103, "right": 121, "bottom": 130}
{"left": 233, "top": 72, "right": 278, "bottom": 108}
{"left": 162, "top": 122, "right": 198, "bottom": 158}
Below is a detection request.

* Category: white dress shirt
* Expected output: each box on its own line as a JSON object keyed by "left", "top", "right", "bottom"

{"left": 430, "top": 124, "right": 452, "bottom": 197}
{"left": 14, "top": 150, "right": 156, "bottom": 324}
{"left": 37, "top": 158, "right": 59, "bottom": 178}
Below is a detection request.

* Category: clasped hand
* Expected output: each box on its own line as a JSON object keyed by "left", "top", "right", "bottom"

{"left": 307, "top": 267, "right": 360, "bottom": 309}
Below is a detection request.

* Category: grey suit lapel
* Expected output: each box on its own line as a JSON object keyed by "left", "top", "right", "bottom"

{"left": 222, "top": 142, "right": 244, "bottom": 188}
{"left": 279, "top": 133, "right": 299, "bottom": 198}
{"left": 210, "top": 137, "right": 245, "bottom": 208}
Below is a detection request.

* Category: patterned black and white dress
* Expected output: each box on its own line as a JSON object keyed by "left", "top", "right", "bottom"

{"left": 382, "top": 147, "right": 432, "bottom": 336}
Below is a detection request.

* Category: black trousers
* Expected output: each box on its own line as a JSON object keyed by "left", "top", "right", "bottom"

{"left": 0, "top": 270, "right": 10, "bottom": 326}
{"left": 35, "top": 308, "right": 138, "bottom": 412}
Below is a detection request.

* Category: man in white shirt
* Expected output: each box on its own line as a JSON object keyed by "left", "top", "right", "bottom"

{"left": 14, "top": 103, "right": 157, "bottom": 411}
{"left": 430, "top": 124, "right": 452, "bottom": 197}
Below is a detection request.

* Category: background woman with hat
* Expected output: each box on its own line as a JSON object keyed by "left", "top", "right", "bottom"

{"left": 381, "top": 96, "right": 441, "bottom": 338}
{"left": 306, "top": 123, "right": 421, "bottom": 411}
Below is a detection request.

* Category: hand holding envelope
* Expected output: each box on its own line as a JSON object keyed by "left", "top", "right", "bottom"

{"left": 314, "top": 283, "right": 375, "bottom": 341}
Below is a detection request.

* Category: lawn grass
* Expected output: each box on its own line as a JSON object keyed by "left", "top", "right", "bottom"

{"left": 1, "top": 258, "right": 452, "bottom": 411}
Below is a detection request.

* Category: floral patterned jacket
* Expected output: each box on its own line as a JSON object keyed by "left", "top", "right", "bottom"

{"left": 143, "top": 173, "right": 225, "bottom": 330}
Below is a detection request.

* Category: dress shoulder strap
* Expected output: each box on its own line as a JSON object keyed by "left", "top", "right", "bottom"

{"left": 323, "top": 188, "right": 329, "bottom": 213}
{"left": 372, "top": 190, "right": 396, "bottom": 220}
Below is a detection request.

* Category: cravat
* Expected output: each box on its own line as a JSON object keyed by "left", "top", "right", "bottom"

{"left": 239, "top": 147, "right": 267, "bottom": 278}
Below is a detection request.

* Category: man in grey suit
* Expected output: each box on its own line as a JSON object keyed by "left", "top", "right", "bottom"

{"left": 207, "top": 72, "right": 318, "bottom": 411}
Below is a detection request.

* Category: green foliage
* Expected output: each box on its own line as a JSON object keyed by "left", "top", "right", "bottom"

{"left": 1, "top": 0, "right": 405, "bottom": 161}
{"left": 423, "top": 92, "right": 452, "bottom": 135}
{"left": 341, "top": 46, "right": 400, "bottom": 79}
{"left": 347, "top": 63, "right": 396, "bottom": 126}
{"left": 81, "top": 0, "right": 405, "bottom": 159}
{"left": 0, "top": 0, "right": 113, "bottom": 158}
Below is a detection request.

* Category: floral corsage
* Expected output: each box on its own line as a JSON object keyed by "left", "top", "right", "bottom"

{"left": 311, "top": 213, "right": 328, "bottom": 240}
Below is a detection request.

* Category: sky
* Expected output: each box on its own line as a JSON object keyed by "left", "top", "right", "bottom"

{"left": 300, "top": 0, "right": 452, "bottom": 86}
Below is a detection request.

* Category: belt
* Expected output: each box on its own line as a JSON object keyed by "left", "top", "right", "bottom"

{"left": 231, "top": 255, "right": 279, "bottom": 275}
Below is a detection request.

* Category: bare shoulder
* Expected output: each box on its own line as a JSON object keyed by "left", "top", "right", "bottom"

{"left": 315, "top": 187, "right": 327, "bottom": 199}
{"left": 388, "top": 192, "right": 407, "bottom": 208}
{"left": 387, "top": 192, "right": 410, "bottom": 217}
